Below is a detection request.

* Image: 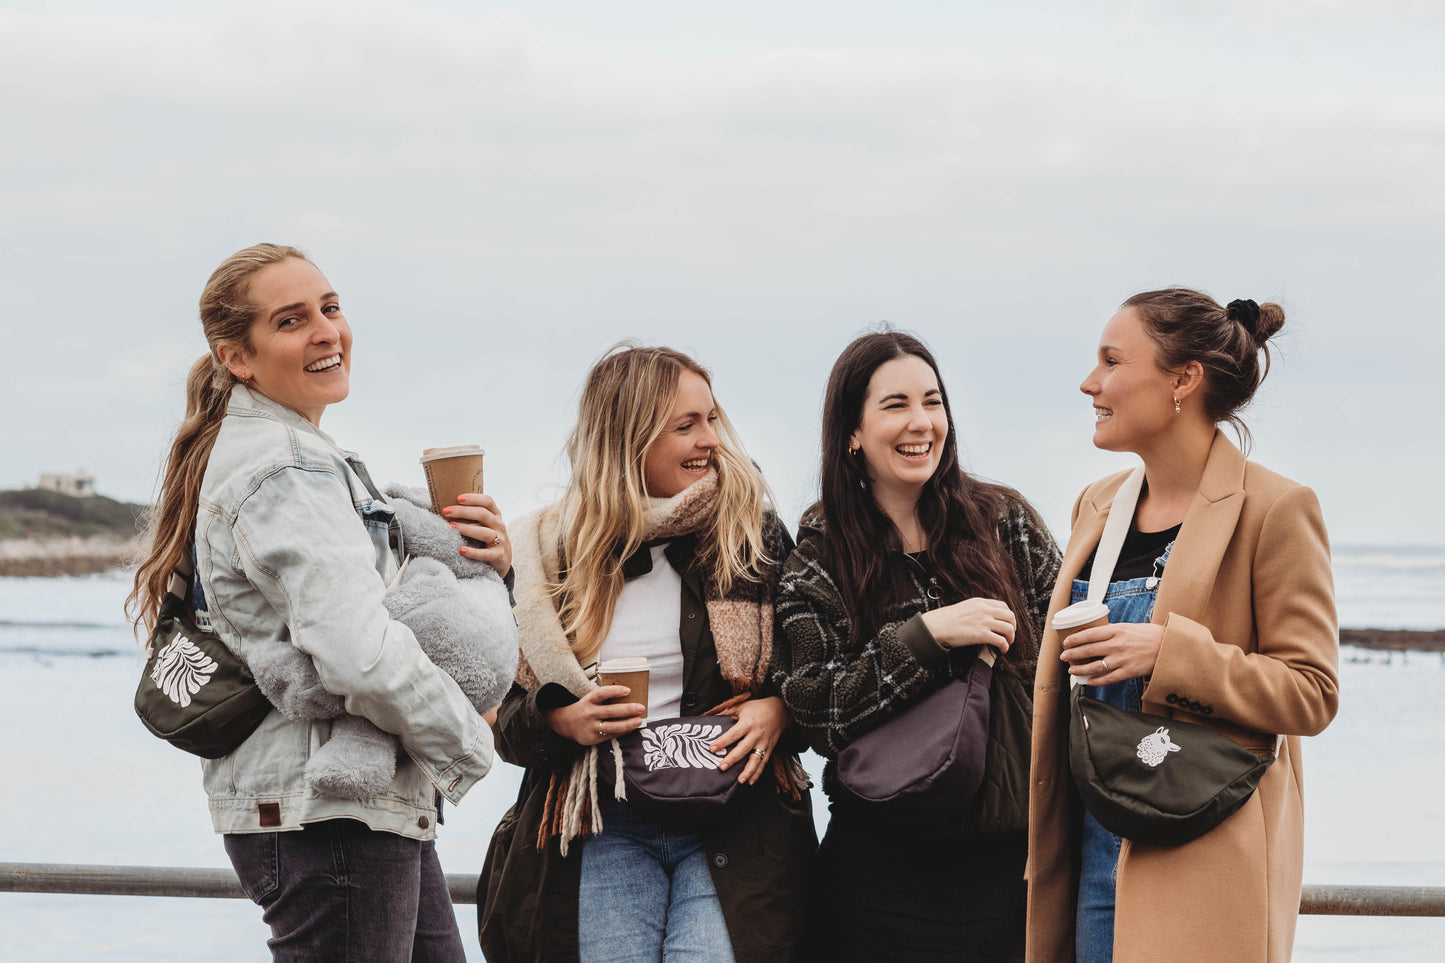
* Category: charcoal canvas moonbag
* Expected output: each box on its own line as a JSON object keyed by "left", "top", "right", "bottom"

{"left": 1067, "top": 467, "right": 1278, "bottom": 846}
{"left": 833, "top": 640, "right": 997, "bottom": 820}
{"left": 134, "top": 555, "right": 271, "bottom": 758}
{"left": 596, "top": 714, "right": 751, "bottom": 824}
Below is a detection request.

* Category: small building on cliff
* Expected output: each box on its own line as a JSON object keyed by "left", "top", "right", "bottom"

{"left": 37, "top": 472, "right": 96, "bottom": 498}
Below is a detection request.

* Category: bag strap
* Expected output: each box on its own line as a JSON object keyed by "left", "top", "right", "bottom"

{"left": 345, "top": 455, "right": 406, "bottom": 560}
{"left": 165, "top": 547, "right": 196, "bottom": 603}
{"left": 1085, "top": 467, "right": 1145, "bottom": 604}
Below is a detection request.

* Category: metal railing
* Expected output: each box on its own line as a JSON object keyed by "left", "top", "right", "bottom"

{"left": 3, "top": 862, "right": 1444, "bottom": 917}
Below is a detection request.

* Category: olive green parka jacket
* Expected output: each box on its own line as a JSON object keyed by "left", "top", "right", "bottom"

{"left": 478, "top": 533, "right": 818, "bottom": 962}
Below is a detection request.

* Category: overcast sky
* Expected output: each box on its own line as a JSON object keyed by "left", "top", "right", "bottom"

{"left": 2, "top": 0, "right": 1442, "bottom": 545}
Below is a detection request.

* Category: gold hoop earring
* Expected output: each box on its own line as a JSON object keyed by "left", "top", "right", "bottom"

{"left": 848, "top": 444, "right": 861, "bottom": 456}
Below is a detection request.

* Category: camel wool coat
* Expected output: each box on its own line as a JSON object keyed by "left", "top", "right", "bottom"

{"left": 1026, "top": 432, "right": 1340, "bottom": 963}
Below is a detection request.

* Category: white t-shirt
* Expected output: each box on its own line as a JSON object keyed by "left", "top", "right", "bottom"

{"left": 597, "top": 543, "right": 685, "bottom": 722}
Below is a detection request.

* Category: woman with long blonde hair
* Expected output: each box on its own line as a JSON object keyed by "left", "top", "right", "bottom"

{"left": 479, "top": 343, "right": 816, "bottom": 962}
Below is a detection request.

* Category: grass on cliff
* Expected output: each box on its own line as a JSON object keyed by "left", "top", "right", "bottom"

{"left": 0, "top": 489, "right": 148, "bottom": 540}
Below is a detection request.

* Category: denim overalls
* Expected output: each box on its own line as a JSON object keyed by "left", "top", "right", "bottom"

{"left": 1072, "top": 540, "right": 1174, "bottom": 963}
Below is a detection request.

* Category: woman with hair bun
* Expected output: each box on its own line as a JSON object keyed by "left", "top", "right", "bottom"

{"left": 1026, "top": 290, "right": 1340, "bottom": 963}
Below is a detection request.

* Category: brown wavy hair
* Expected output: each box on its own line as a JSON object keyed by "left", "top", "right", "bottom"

{"left": 1122, "top": 288, "right": 1286, "bottom": 451}
{"left": 811, "top": 330, "right": 1037, "bottom": 673}
{"left": 126, "top": 243, "right": 309, "bottom": 633}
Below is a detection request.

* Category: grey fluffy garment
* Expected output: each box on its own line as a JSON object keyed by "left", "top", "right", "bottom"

{"left": 245, "top": 484, "right": 518, "bottom": 800}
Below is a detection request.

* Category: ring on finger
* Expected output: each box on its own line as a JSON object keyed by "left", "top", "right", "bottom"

{"left": 598, "top": 726, "right": 606, "bottom": 738}
{"left": 1100, "top": 658, "right": 1109, "bottom": 674}
{"left": 751, "top": 748, "right": 767, "bottom": 758}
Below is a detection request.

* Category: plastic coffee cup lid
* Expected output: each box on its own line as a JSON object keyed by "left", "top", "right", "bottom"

{"left": 598, "top": 657, "right": 650, "bottom": 672}
{"left": 1052, "top": 600, "right": 1110, "bottom": 631}
{"left": 420, "top": 445, "right": 484, "bottom": 463}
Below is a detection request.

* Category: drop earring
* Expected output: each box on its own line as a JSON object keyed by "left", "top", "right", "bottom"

{"left": 1173, "top": 396, "right": 1181, "bottom": 414}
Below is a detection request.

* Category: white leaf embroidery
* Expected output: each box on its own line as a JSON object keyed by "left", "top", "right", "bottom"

{"left": 150, "top": 633, "right": 218, "bottom": 708}
{"left": 1136, "top": 726, "right": 1182, "bottom": 768}
{"left": 640, "top": 723, "right": 726, "bottom": 772}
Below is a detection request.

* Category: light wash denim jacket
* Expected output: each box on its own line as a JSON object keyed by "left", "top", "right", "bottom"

{"left": 196, "top": 385, "right": 493, "bottom": 839}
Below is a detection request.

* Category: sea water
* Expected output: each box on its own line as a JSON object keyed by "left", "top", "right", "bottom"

{"left": 0, "top": 545, "right": 1441, "bottom": 961}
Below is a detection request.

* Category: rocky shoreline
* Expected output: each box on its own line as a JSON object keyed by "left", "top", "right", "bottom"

{"left": 0, "top": 536, "right": 141, "bottom": 577}
{"left": 1339, "top": 628, "right": 1445, "bottom": 652}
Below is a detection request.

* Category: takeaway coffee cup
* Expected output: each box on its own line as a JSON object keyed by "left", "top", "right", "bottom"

{"left": 420, "top": 445, "right": 485, "bottom": 515}
{"left": 1052, "top": 600, "right": 1110, "bottom": 687}
{"left": 1051, "top": 600, "right": 1110, "bottom": 642}
{"left": 597, "top": 657, "right": 650, "bottom": 716}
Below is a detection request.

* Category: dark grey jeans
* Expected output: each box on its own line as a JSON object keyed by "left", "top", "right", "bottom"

{"left": 224, "top": 818, "right": 467, "bottom": 963}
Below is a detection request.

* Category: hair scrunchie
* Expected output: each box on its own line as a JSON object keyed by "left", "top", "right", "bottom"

{"left": 1226, "top": 298, "right": 1261, "bottom": 338}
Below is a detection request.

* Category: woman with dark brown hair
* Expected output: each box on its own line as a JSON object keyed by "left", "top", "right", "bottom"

{"left": 1026, "top": 290, "right": 1339, "bottom": 963}
{"left": 773, "top": 330, "right": 1060, "bottom": 962}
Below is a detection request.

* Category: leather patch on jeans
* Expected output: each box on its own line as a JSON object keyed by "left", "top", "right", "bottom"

{"left": 258, "top": 802, "right": 281, "bottom": 828}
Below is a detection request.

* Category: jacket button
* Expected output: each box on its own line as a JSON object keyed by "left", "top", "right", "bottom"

{"left": 683, "top": 692, "right": 699, "bottom": 708}
{"left": 418, "top": 816, "right": 430, "bottom": 829}
{"left": 1189, "top": 701, "right": 1202, "bottom": 712}
{"left": 687, "top": 612, "right": 697, "bottom": 620}
{"left": 712, "top": 853, "right": 728, "bottom": 868}
{"left": 1166, "top": 694, "right": 1179, "bottom": 705}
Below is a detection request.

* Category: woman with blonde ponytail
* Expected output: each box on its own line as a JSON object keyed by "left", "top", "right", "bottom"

{"left": 479, "top": 343, "right": 816, "bottom": 963}
{"left": 129, "top": 244, "right": 511, "bottom": 962}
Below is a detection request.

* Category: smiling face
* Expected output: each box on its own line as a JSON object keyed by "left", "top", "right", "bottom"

{"left": 850, "top": 355, "right": 949, "bottom": 503}
{"left": 217, "top": 257, "right": 351, "bottom": 426}
{"left": 1080, "top": 307, "right": 1180, "bottom": 455}
{"left": 642, "top": 370, "right": 720, "bottom": 498}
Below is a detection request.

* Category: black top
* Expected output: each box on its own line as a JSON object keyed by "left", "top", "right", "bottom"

{"left": 1082, "top": 520, "right": 1181, "bottom": 583}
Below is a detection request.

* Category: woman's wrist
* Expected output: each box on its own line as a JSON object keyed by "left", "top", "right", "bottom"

{"left": 905, "top": 612, "right": 953, "bottom": 669}
{"left": 542, "top": 703, "right": 577, "bottom": 741}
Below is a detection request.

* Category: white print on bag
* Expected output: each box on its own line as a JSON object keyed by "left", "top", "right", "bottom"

{"left": 1136, "top": 727, "right": 1183, "bottom": 768}
{"left": 150, "top": 634, "right": 218, "bottom": 707}
{"left": 642, "top": 723, "right": 726, "bottom": 772}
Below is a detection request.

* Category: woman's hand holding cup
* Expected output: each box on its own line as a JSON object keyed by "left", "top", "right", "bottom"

{"left": 1060, "top": 620, "right": 1165, "bottom": 685}
{"left": 543, "top": 686, "right": 646, "bottom": 746}
{"left": 920, "top": 597, "right": 1016, "bottom": 655}
{"left": 442, "top": 493, "right": 511, "bottom": 578}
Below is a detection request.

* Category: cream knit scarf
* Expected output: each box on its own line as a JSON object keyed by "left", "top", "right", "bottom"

{"left": 509, "top": 470, "right": 798, "bottom": 853}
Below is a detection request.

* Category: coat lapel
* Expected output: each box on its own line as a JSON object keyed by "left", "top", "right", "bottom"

{"left": 1151, "top": 431, "right": 1247, "bottom": 625}
{"left": 1060, "top": 497, "right": 1109, "bottom": 589}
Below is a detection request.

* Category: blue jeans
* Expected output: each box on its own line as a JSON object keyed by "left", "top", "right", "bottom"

{"left": 578, "top": 801, "right": 735, "bottom": 963}
{"left": 1070, "top": 551, "right": 1169, "bottom": 963}
{"left": 224, "top": 818, "right": 466, "bottom": 963}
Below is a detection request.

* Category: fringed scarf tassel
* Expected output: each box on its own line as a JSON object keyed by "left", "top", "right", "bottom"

{"left": 534, "top": 740, "right": 631, "bottom": 856}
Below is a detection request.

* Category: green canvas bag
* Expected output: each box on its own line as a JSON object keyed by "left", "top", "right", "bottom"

{"left": 1068, "top": 683, "right": 1276, "bottom": 845}
{"left": 134, "top": 558, "right": 271, "bottom": 758}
